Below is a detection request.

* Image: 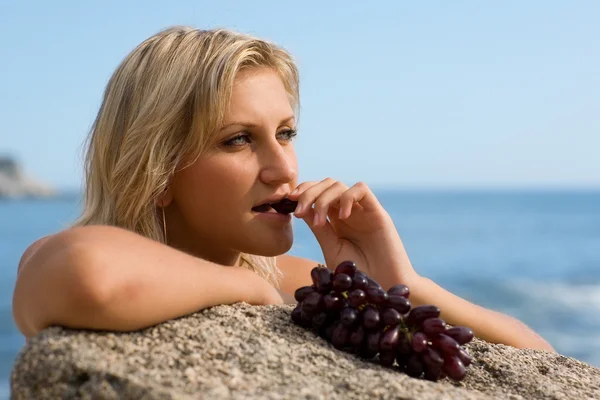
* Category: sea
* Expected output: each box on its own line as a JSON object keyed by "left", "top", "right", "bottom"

{"left": 1, "top": 190, "right": 599, "bottom": 397}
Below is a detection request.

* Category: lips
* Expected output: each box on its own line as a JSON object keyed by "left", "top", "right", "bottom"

{"left": 252, "top": 198, "right": 298, "bottom": 214}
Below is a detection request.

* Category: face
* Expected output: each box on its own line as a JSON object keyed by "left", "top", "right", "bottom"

{"left": 165, "top": 68, "right": 298, "bottom": 265}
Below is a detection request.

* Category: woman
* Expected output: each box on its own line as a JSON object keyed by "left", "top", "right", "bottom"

{"left": 12, "top": 26, "right": 554, "bottom": 351}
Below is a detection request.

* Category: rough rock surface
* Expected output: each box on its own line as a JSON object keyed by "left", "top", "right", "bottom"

{"left": 11, "top": 303, "right": 600, "bottom": 399}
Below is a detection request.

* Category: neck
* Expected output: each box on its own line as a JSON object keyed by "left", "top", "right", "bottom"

{"left": 163, "top": 207, "right": 242, "bottom": 267}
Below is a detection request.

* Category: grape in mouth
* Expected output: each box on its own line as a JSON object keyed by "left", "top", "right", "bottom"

{"left": 252, "top": 198, "right": 298, "bottom": 214}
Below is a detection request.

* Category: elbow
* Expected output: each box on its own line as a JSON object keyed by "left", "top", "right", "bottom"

{"left": 12, "top": 238, "right": 115, "bottom": 338}
{"left": 515, "top": 338, "right": 556, "bottom": 353}
{"left": 500, "top": 312, "right": 557, "bottom": 353}
{"left": 522, "top": 335, "right": 556, "bottom": 353}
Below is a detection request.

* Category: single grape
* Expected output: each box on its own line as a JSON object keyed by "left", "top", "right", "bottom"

{"left": 310, "top": 312, "right": 329, "bottom": 330}
{"left": 381, "top": 308, "right": 402, "bottom": 327}
{"left": 366, "top": 331, "right": 382, "bottom": 352}
{"left": 388, "top": 284, "right": 410, "bottom": 298}
{"left": 334, "top": 260, "right": 357, "bottom": 278}
{"left": 379, "top": 351, "right": 396, "bottom": 367}
{"left": 421, "top": 347, "right": 444, "bottom": 368}
{"left": 457, "top": 347, "right": 472, "bottom": 367}
{"left": 424, "top": 364, "right": 442, "bottom": 382}
{"left": 323, "top": 293, "right": 345, "bottom": 312}
{"left": 300, "top": 310, "right": 315, "bottom": 325}
{"left": 270, "top": 198, "right": 298, "bottom": 214}
{"left": 379, "top": 325, "right": 400, "bottom": 352}
{"left": 294, "top": 285, "right": 316, "bottom": 302}
{"left": 348, "top": 326, "right": 365, "bottom": 348}
{"left": 411, "top": 331, "right": 428, "bottom": 353}
{"left": 365, "top": 286, "right": 389, "bottom": 305}
{"left": 331, "top": 323, "right": 350, "bottom": 349}
{"left": 430, "top": 334, "right": 460, "bottom": 357}
{"left": 422, "top": 318, "right": 447, "bottom": 335}
{"left": 332, "top": 273, "right": 353, "bottom": 293}
{"left": 292, "top": 303, "right": 312, "bottom": 328}
{"left": 442, "top": 355, "right": 466, "bottom": 381}
{"left": 406, "top": 305, "right": 440, "bottom": 327}
{"left": 361, "top": 306, "right": 381, "bottom": 330}
{"left": 444, "top": 326, "right": 474, "bottom": 345}
{"left": 347, "top": 289, "right": 367, "bottom": 308}
{"left": 366, "top": 276, "right": 383, "bottom": 290}
{"left": 311, "top": 266, "right": 333, "bottom": 294}
{"left": 292, "top": 304, "right": 302, "bottom": 325}
{"left": 405, "top": 353, "right": 425, "bottom": 378}
{"left": 321, "top": 322, "right": 336, "bottom": 341}
{"left": 386, "top": 295, "right": 411, "bottom": 314}
{"left": 302, "top": 292, "right": 324, "bottom": 315}
{"left": 340, "top": 307, "right": 359, "bottom": 328}
{"left": 351, "top": 271, "right": 369, "bottom": 291}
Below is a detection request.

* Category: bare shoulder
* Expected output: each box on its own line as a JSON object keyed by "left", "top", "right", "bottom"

{"left": 16, "top": 225, "right": 134, "bottom": 275}
{"left": 18, "top": 235, "right": 55, "bottom": 274}
{"left": 16, "top": 225, "right": 101, "bottom": 275}
{"left": 276, "top": 254, "right": 321, "bottom": 296}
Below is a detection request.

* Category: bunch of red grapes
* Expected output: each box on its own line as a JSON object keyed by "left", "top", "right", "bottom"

{"left": 291, "top": 261, "right": 474, "bottom": 382}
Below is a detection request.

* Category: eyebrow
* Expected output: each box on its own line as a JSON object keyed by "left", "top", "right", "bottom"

{"left": 220, "top": 115, "right": 295, "bottom": 131}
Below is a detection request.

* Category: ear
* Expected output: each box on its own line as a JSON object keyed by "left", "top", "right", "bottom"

{"left": 155, "top": 187, "right": 173, "bottom": 208}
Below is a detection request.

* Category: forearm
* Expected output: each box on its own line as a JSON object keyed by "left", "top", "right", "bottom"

{"left": 408, "top": 276, "right": 555, "bottom": 352}
{"left": 81, "top": 243, "right": 268, "bottom": 333}
{"left": 14, "top": 225, "right": 281, "bottom": 337}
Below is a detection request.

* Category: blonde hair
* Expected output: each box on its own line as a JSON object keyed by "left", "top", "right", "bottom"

{"left": 73, "top": 26, "right": 300, "bottom": 287}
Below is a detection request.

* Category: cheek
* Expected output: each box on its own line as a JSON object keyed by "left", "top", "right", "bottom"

{"left": 173, "top": 158, "right": 254, "bottom": 218}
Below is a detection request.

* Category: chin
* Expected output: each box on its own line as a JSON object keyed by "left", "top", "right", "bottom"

{"left": 242, "top": 231, "right": 294, "bottom": 257}
{"left": 258, "top": 243, "right": 293, "bottom": 257}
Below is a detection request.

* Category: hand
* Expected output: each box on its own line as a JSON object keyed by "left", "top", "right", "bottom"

{"left": 289, "top": 178, "right": 418, "bottom": 289}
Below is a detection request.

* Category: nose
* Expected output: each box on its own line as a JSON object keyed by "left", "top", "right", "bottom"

{"left": 258, "top": 140, "right": 297, "bottom": 185}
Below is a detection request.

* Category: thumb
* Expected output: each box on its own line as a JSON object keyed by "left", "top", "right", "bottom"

{"left": 299, "top": 208, "right": 341, "bottom": 263}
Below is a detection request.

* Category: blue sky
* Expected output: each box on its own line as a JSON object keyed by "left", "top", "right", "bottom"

{"left": 1, "top": 1, "right": 598, "bottom": 190}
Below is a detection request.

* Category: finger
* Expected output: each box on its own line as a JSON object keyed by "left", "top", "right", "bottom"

{"left": 288, "top": 181, "right": 318, "bottom": 199}
{"left": 312, "top": 181, "right": 349, "bottom": 227}
{"left": 330, "top": 202, "right": 365, "bottom": 222}
{"left": 338, "top": 182, "right": 378, "bottom": 219}
{"left": 293, "top": 178, "right": 336, "bottom": 217}
{"left": 300, "top": 206, "right": 340, "bottom": 257}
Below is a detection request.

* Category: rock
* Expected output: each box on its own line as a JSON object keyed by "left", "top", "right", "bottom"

{"left": 10, "top": 303, "right": 600, "bottom": 399}
{"left": 0, "top": 156, "right": 56, "bottom": 199}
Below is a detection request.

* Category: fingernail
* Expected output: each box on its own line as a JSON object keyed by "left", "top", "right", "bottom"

{"left": 339, "top": 208, "right": 344, "bottom": 219}
{"left": 313, "top": 213, "right": 319, "bottom": 226}
{"left": 290, "top": 188, "right": 299, "bottom": 196}
{"left": 294, "top": 203, "right": 303, "bottom": 215}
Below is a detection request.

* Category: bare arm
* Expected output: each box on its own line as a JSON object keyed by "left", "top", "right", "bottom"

{"left": 408, "top": 276, "right": 555, "bottom": 351}
{"left": 13, "top": 225, "right": 283, "bottom": 339}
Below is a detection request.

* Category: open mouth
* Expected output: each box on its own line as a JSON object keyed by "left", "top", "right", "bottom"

{"left": 252, "top": 198, "right": 298, "bottom": 214}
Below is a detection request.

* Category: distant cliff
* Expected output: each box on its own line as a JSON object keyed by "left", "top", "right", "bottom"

{"left": 0, "top": 156, "right": 57, "bottom": 199}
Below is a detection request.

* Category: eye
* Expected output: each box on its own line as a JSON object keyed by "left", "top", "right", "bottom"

{"left": 223, "top": 133, "right": 252, "bottom": 147}
{"left": 277, "top": 129, "right": 297, "bottom": 142}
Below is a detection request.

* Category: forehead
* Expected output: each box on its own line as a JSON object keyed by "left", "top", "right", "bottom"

{"left": 224, "top": 68, "right": 294, "bottom": 122}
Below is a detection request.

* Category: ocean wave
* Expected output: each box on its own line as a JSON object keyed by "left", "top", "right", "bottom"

{"left": 511, "top": 281, "right": 600, "bottom": 311}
